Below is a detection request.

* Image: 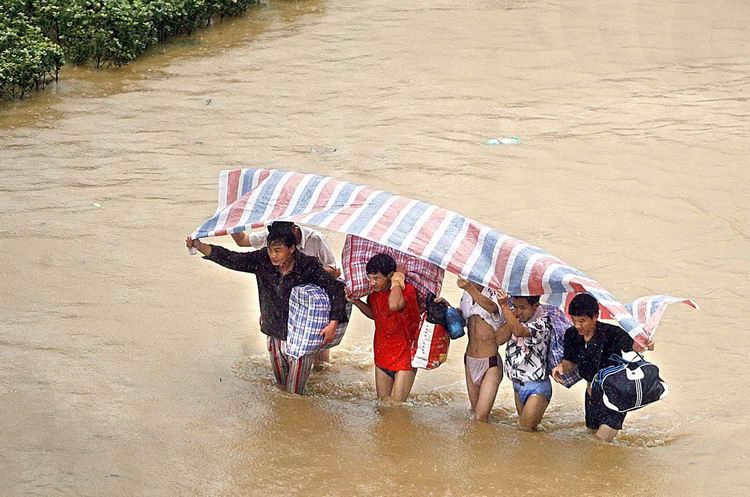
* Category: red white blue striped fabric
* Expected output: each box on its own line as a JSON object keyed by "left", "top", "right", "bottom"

{"left": 191, "top": 168, "right": 698, "bottom": 346}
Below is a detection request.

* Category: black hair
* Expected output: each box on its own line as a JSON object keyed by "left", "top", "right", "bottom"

{"left": 568, "top": 293, "right": 599, "bottom": 318}
{"left": 269, "top": 221, "right": 295, "bottom": 235}
{"left": 511, "top": 295, "right": 540, "bottom": 306}
{"left": 266, "top": 229, "right": 297, "bottom": 248}
{"left": 366, "top": 253, "right": 396, "bottom": 276}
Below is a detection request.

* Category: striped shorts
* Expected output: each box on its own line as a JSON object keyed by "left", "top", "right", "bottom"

{"left": 267, "top": 336, "right": 315, "bottom": 395}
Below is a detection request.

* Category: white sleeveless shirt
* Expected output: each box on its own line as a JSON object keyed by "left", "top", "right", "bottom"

{"left": 459, "top": 286, "right": 505, "bottom": 331}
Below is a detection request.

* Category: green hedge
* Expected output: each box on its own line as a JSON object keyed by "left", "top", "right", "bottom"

{"left": 0, "top": 10, "right": 63, "bottom": 99}
{"left": 0, "top": 0, "right": 259, "bottom": 100}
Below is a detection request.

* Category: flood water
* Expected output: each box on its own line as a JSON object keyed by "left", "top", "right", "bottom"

{"left": 1, "top": 0, "right": 748, "bottom": 495}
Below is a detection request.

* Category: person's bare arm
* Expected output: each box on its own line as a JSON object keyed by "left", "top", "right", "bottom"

{"left": 231, "top": 232, "right": 251, "bottom": 247}
{"left": 457, "top": 277, "right": 498, "bottom": 313}
{"left": 494, "top": 325, "right": 512, "bottom": 345}
{"left": 496, "top": 289, "right": 532, "bottom": 337}
{"left": 388, "top": 283, "right": 406, "bottom": 311}
{"left": 186, "top": 236, "right": 212, "bottom": 257}
{"left": 348, "top": 296, "right": 374, "bottom": 320}
{"left": 388, "top": 265, "right": 407, "bottom": 311}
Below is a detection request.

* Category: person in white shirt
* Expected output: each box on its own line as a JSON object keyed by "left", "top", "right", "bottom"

{"left": 231, "top": 221, "right": 341, "bottom": 364}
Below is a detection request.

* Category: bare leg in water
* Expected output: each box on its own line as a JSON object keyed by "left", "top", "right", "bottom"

{"left": 465, "top": 361, "right": 502, "bottom": 421}
{"left": 513, "top": 392, "right": 550, "bottom": 431}
{"left": 375, "top": 368, "right": 416, "bottom": 403}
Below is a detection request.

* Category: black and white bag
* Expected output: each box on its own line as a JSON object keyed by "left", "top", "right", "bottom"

{"left": 592, "top": 354, "right": 668, "bottom": 413}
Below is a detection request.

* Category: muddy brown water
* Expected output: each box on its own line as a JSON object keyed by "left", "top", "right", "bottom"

{"left": 1, "top": 0, "right": 748, "bottom": 495}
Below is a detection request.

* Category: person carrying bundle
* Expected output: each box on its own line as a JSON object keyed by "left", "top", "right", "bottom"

{"left": 551, "top": 293, "right": 652, "bottom": 442}
{"left": 185, "top": 228, "right": 346, "bottom": 395}
{"left": 347, "top": 253, "right": 421, "bottom": 403}
{"left": 231, "top": 220, "right": 341, "bottom": 365}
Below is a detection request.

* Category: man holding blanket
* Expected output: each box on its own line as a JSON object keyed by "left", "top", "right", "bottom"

{"left": 186, "top": 229, "right": 347, "bottom": 395}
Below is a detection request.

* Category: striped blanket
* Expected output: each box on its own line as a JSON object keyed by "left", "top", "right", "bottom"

{"left": 342, "top": 234, "right": 444, "bottom": 312}
{"left": 191, "top": 168, "right": 698, "bottom": 345}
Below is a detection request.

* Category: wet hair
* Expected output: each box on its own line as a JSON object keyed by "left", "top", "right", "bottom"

{"left": 568, "top": 293, "right": 599, "bottom": 318}
{"left": 366, "top": 253, "right": 396, "bottom": 276}
{"left": 269, "top": 221, "right": 295, "bottom": 235}
{"left": 266, "top": 229, "right": 297, "bottom": 248}
{"left": 511, "top": 295, "right": 540, "bottom": 306}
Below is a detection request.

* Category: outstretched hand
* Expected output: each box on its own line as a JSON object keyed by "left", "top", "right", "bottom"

{"left": 185, "top": 236, "right": 210, "bottom": 256}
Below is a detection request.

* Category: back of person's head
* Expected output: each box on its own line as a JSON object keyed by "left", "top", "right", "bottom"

{"left": 511, "top": 295, "right": 540, "bottom": 306}
{"left": 267, "top": 229, "right": 297, "bottom": 248}
{"left": 366, "top": 253, "right": 396, "bottom": 276}
{"left": 568, "top": 293, "right": 599, "bottom": 318}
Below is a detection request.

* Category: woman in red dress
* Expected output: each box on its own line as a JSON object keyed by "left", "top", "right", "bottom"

{"left": 348, "top": 253, "right": 421, "bottom": 402}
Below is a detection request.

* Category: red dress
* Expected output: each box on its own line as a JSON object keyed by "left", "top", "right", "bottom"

{"left": 368, "top": 283, "right": 421, "bottom": 371}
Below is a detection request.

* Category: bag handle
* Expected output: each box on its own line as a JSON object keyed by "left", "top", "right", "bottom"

{"left": 608, "top": 352, "right": 646, "bottom": 369}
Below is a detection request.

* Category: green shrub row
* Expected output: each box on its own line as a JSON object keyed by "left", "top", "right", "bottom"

{"left": 0, "top": 0, "right": 258, "bottom": 100}
{"left": 0, "top": 11, "right": 63, "bottom": 99}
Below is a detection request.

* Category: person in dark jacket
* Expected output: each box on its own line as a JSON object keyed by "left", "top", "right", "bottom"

{"left": 186, "top": 229, "right": 346, "bottom": 394}
{"left": 551, "top": 293, "right": 651, "bottom": 442}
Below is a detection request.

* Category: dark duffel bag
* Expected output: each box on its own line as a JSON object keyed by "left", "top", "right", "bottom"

{"left": 592, "top": 354, "right": 668, "bottom": 413}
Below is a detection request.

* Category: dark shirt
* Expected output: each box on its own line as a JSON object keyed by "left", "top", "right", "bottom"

{"left": 205, "top": 245, "right": 347, "bottom": 340}
{"left": 563, "top": 322, "right": 634, "bottom": 382}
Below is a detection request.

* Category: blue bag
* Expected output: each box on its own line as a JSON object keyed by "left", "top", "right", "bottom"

{"left": 592, "top": 353, "right": 668, "bottom": 413}
{"left": 286, "top": 284, "right": 352, "bottom": 359}
{"left": 443, "top": 306, "right": 465, "bottom": 340}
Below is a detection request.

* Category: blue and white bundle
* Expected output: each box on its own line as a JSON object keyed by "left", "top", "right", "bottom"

{"left": 286, "top": 284, "right": 351, "bottom": 359}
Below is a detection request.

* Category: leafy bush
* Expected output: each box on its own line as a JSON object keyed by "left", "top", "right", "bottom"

{"left": 0, "top": 0, "right": 259, "bottom": 100}
{"left": 0, "top": 11, "right": 63, "bottom": 99}
{"left": 52, "top": 1, "right": 156, "bottom": 67}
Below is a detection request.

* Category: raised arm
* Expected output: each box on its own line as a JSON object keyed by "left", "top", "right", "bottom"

{"left": 495, "top": 289, "right": 532, "bottom": 338}
{"left": 186, "top": 236, "right": 264, "bottom": 273}
{"left": 231, "top": 230, "right": 267, "bottom": 248}
{"left": 187, "top": 236, "right": 212, "bottom": 257}
{"left": 457, "top": 277, "right": 498, "bottom": 313}
{"left": 617, "top": 327, "right": 653, "bottom": 353}
{"left": 230, "top": 232, "right": 250, "bottom": 247}
{"left": 388, "top": 267, "right": 407, "bottom": 311}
